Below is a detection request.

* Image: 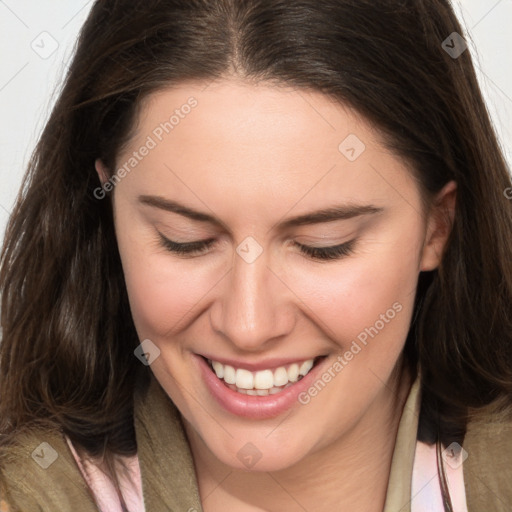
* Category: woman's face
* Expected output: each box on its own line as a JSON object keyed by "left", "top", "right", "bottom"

{"left": 98, "top": 79, "right": 454, "bottom": 472}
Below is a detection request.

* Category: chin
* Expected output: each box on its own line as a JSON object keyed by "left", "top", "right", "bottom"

{"left": 206, "top": 432, "right": 311, "bottom": 473}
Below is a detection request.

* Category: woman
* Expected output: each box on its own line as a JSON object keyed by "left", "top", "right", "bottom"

{"left": 0, "top": 1, "right": 511, "bottom": 511}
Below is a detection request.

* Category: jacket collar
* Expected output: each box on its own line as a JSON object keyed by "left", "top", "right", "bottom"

{"left": 134, "top": 372, "right": 204, "bottom": 511}
{"left": 383, "top": 375, "right": 421, "bottom": 512}
{"left": 134, "top": 371, "right": 422, "bottom": 512}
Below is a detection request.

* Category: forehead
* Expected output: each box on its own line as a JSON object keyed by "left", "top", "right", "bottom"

{"left": 115, "top": 79, "right": 418, "bottom": 221}
{"left": 134, "top": 79, "right": 378, "bottom": 155}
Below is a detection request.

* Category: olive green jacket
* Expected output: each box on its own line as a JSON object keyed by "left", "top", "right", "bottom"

{"left": 1, "top": 373, "right": 511, "bottom": 511}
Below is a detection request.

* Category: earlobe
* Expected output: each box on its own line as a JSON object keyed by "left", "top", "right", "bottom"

{"left": 95, "top": 158, "right": 109, "bottom": 186}
{"left": 419, "top": 180, "right": 457, "bottom": 272}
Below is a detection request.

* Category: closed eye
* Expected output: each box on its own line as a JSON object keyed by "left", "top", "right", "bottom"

{"left": 157, "top": 232, "right": 356, "bottom": 261}
{"left": 293, "top": 240, "right": 355, "bottom": 260}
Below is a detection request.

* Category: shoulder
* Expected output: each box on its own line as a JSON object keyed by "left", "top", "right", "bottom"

{"left": 0, "top": 426, "right": 98, "bottom": 512}
{"left": 463, "top": 415, "right": 512, "bottom": 511}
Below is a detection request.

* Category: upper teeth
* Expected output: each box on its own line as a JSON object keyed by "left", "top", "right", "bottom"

{"left": 209, "top": 359, "right": 315, "bottom": 390}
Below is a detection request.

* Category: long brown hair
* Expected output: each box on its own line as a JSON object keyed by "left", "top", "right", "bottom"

{"left": 1, "top": 0, "right": 511, "bottom": 505}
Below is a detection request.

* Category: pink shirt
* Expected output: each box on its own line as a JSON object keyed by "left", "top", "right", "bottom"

{"left": 65, "top": 437, "right": 144, "bottom": 512}
{"left": 411, "top": 441, "right": 468, "bottom": 512}
{"left": 66, "top": 435, "right": 468, "bottom": 512}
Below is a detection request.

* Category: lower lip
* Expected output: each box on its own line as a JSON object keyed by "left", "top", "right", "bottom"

{"left": 193, "top": 353, "right": 329, "bottom": 419}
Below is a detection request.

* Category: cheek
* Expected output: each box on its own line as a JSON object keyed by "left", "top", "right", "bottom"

{"left": 286, "top": 231, "right": 421, "bottom": 357}
{"left": 121, "top": 253, "right": 214, "bottom": 338}
{"left": 114, "top": 214, "right": 215, "bottom": 338}
{"left": 117, "top": 205, "right": 422, "bottom": 358}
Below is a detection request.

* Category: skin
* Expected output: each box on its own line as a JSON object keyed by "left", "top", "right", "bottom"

{"left": 96, "top": 77, "right": 456, "bottom": 511}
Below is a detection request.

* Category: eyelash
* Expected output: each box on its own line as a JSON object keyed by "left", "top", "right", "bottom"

{"left": 157, "top": 233, "right": 356, "bottom": 261}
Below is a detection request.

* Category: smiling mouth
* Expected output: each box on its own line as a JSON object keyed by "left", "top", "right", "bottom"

{"left": 203, "top": 355, "right": 327, "bottom": 396}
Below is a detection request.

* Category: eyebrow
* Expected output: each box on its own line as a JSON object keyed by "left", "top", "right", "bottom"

{"left": 138, "top": 195, "right": 384, "bottom": 231}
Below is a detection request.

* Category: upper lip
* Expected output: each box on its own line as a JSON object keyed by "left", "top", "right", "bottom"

{"left": 198, "top": 353, "right": 325, "bottom": 372}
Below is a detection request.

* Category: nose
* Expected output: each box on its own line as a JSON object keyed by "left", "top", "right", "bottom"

{"left": 210, "top": 241, "right": 295, "bottom": 352}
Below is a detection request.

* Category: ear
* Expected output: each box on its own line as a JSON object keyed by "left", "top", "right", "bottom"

{"left": 419, "top": 180, "right": 457, "bottom": 272}
{"left": 95, "top": 158, "right": 109, "bottom": 186}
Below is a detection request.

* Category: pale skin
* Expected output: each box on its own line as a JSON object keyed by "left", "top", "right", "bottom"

{"left": 96, "top": 77, "right": 456, "bottom": 511}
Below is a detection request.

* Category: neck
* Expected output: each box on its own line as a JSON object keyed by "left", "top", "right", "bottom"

{"left": 184, "top": 360, "right": 413, "bottom": 512}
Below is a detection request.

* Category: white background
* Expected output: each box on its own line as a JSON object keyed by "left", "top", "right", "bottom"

{"left": 0, "top": 0, "right": 511, "bottom": 245}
